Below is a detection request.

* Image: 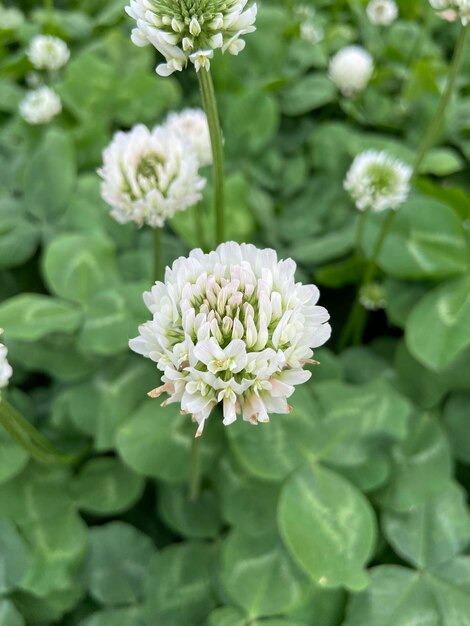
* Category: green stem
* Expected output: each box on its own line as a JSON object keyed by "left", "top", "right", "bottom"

{"left": 0, "top": 398, "right": 84, "bottom": 465}
{"left": 44, "top": 0, "right": 54, "bottom": 23}
{"left": 355, "top": 210, "right": 369, "bottom": 257}
{"left": 413, "top": 24, "right": 469, "bottom": 177}
{"left": 197, "top": 68, "right": 225, "bottom": 246}
{"left": 188, "top": 436, "right": 202, "bottom": 502}
{"left": 153, "top": 227, "right": 162, "bottom": 283}
{"left": 340, "top": 25, "right": 469, "bottom": 350}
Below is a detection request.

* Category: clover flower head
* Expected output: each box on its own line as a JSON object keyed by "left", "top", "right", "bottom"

{"left": 367, "top": 0, "right": 398, "bottom": 25}
{"left": 19, "top": 87, "right": 62, "bottom": 125}
{"left": 294, "top": 3, "right": 315, "bottom": 22}
{"left": 163, "top": 108, "right": 212, "bottom": 167}
{"left": 359, "top": 283, "right": 387, "bottom": 311}
{"left": 0, "top": 5, "right": 24, "bottom": 30}
{"left": 0, "top": 330, "right": 12, "bottom": 393}
{"left": 300, "top": 22, "right": 324, "bottom": 44}
{"left": 27, "top": 35, "right": 70, "bottom": 71}
{"left": 329, "top": 45, "right": 374, "bottom": 97}
{"left": 99, "top": 123, "right": 206, "bottom": 228}
{"left": 344, "top": 150, "right": 412, "bottom": 212}
{"left": 130, "top": 242, "right": 331, "bottom": 437}
{"left": 125, "top": 0, "right": 258, "bottom": 76}
{"left": 429, "top": 0, "right": 470, "bottom": 24}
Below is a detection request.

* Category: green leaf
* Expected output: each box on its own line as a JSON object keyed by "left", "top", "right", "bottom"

{"left": 85, "top": 522, "right": 156, "bottom": 607}
{"left": 78, "top": 289, "right": 135, "bottom": 356}
{"left": 117, "top": 399, "right": 223, "bottom": 482}
{"left": 0, "top": 294, "right": 82, "bottom": 341}
{"left": 0, "top": 518, "right": 29, "bottom": 593}
{"left": 0, "top": 199, "right": 39, "bottom": 270}
{"left": 218, "top": 458, "right": 280, "bottom": 536}
{"left": 71, "top": 458, "right": 144, "bottom": 516}
{"left": 158, "top": 483, "right": 223, "bottom": 539}
{"left": 290, "top": 223, "right": 356, "bottom": 266}
{"left": 426, "top": 557, "right": 470, "bottom": 622}
{"left": 287, "top": 585, "right": 346, "bottom": 626}
{"left": 406, "top": 275, "right": 470, "bottom": 371}
{"left": 78, "top": 608, "right": 145, "bottom": 626}
{"left": 281, "top": 74, "right": 336, "bottom": 116}
{"left": 143, "top": 543, "right": 216, "bottom": 625}
{"left": 278, "top": 464, "right": 377, "bottom": 591}
{"left": 0, "top": 429, "right": 28, "bottom": 485}
{"left": 224, "top": 90, "right": 280, "bottom": 154}
{"left": 6, "top": 334, "right": 98, "bottom": 382}
{"left": 313, "top": 379, "right": 411, "bottom": 467}
{"left": 364, "top": 197, "right": 468, "bottom": 279}
{"left": 208, "top": 608, "right": 247, "bottom": 626}
{"left": 383, "top": 482, "right": 470, "bottom": 568}
{"left": 221, "top": 531, "right": 308, "bottom": 618}
{"left": 444, "top": 393, "right": 470, "bottom": 464}
{"left": 227, "top": 386, "right": 321, "bottom": 481}
{"left": 343, "top": 566, "right": 437, "bottom": 626}
{"left": 0, "top": 599, "right": 25, "bottom": 626}
{"left": 394, "top": 340, "right": 448, "bottom": 408}
{"left": 54, "top": 358, "right": 155, "bottom": 450}
{"left": 24, "top": 128, "right": 76, "bottom": 221}
{"left": 420, "top": 148, "right": 464, "bottom": 176}
{"left": 384, "top": 279, "right": 430, "bottom": 328}
{"left": 0, "top": 466, "right": 88, "bottom": 598}
{"left": 377, "top": 413, "right": 453, "bottom": 512}
{"left": 43, "top": 234, "right": 118, "bottom": 304}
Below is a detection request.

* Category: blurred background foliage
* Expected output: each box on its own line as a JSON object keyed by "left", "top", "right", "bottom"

{"left": 1, "top": 0, "right": 470, "bottom": 624}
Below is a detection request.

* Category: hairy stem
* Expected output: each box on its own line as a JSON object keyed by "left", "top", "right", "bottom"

{"left": 198, "top": 68, "right": 225, "bottom": 245}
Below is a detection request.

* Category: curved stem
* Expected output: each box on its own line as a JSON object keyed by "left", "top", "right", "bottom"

{"left": 197, "top": 68, "right": 225, "bottom": 245}
{"left": 413, "top": 24, "right": 469, "bottom": 177}
{"left": 153, "top": 227, "right": 162, "bottom": 283}
{"left": 0, "top": 398, "right": 86, "bottom": 466}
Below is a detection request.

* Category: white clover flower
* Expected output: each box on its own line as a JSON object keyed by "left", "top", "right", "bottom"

{"left": 367, "top": 0, "right": 398, "bottom": 25}
{"left": 300, "top": 22, "right": 324, "bottom": 44}
{"left": 19, "top": 87, "right": 62, "bottom": 125}
{"left": 163, "top": 108, "right": 212, "bottom": 167}
{"left": 130, "top": 242, "right": 331, "bottom": 436}
{"left": 0, "top": 331, "right": 13, "bottom": 393}
{"left": 359, "top": 283, "right": 387, "bottom": 311}
{"left": 98, "top": 124, "right": 206, "bottom": 228}
{"left": 294, "top": 3, "right": 315, "bottom": 22}
{"left": 27, "top": 35, "right": 70, "bottom": 71}
{"left": 429, "top": 0, "right": 470, "bottom": 25}
{"left": 125, "top": 0, "right": 257, "bottom": 76}
{"left": 344, "top": 150, "right": 412, "bottom": 212}
{"left": 0, "top": 5, "right": 24, "bottom": 30}
{"left": 329, "top": 45, "right": 374, "bottom": 97}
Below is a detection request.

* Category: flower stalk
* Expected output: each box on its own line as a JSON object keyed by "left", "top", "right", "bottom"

{"left": 0, "top": 398, "right": 86, "bottom": 466}
{"left": 189, "top": 437, "right": 202, "bottom": 501}
{"left": 341, "top": 24, "right": 469, "bottom": 349}
{"left": 198, "top": 68, "right": 225, "bottom": 245}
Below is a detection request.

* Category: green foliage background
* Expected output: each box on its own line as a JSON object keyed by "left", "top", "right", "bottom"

{"left": 1, "top": 0, "right": 470, "bottom": 624}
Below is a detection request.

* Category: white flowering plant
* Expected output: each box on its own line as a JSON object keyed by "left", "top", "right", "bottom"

{"left": 0, "top": 1, "right": 470, "bottom": 625}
